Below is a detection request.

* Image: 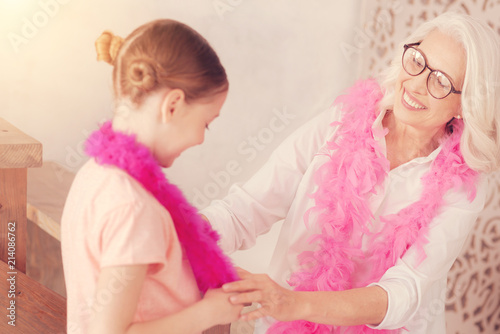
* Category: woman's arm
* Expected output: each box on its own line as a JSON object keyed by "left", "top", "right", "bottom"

{"left": 368, "top": 176, "right": 488, "bottom": 329}
{"left": 223, "top": 177, "right": 488, "bottom": 328}
{"left": 89, "top": 265, "right": 243, "bottom": 334}
{"left": 202, "top": 107, "right": 341, "bottom": 253}
{"left": 223, "top": 268, "right": 387, "bottom": 326}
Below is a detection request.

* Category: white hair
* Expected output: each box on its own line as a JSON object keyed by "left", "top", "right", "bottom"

{"left": 378, "top": 11, "right": 500, "bottom": 173}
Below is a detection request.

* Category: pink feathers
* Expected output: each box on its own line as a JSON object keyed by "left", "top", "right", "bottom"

{"left": 85, "top": 122, "right": 238, "bottom": 293}
{"left": 268, "top": 79, "right": 478, "bottom": 333}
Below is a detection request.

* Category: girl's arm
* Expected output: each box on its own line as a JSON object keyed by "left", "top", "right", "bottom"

{"left": 89, "top": 265, "right": 242, "bottom": 334}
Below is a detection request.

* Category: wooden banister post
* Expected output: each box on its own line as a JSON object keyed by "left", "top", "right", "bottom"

{"left": 0, "top": 118, "right": 42, "bottom": 274}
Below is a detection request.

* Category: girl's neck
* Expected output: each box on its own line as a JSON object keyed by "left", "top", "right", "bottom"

{"left": 383, "top": 111, "right": 446, "bottom": 170}
{"left": 111, "top": 100, "right": 158, "bottom": 150}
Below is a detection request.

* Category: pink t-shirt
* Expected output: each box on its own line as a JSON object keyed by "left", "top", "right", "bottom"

{"left": 61, "top": 159, "right": 201, "bottom": 334}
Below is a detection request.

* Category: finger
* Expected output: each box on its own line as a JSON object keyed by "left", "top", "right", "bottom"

{"left": 240, "top": 308, "right": 268, "bottom": 322}
{"left": 223, "top": 279, "right": 259, "bottom": 292}
{"left": 229, "top": 291, "right": 262, "bottom": 305}
{"left": 235, "top": 267, "right": 252, "bottom": 279}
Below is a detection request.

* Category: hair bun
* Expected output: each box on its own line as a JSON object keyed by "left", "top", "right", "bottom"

{"left": 95, "top": 31, "right": 124, "bottom": 65}
{"left": 128, "top": 59, "right": 157, "bottom": 91}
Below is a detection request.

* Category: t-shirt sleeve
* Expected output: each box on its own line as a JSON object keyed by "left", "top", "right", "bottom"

{"left": 99, "top": 200, "right": 170, "bottom": 271}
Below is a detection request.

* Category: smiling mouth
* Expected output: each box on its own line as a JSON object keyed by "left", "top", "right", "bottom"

{"left": 402, "top": 90, "right": 426, "bottom": 110}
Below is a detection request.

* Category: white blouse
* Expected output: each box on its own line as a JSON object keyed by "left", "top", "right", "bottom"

{"left": 202, "top": 106, "right": 487, "bottom": 333}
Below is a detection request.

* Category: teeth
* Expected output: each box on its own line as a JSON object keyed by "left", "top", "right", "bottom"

{"left": 403, "top": 92, "right": 426, "bottom": 109}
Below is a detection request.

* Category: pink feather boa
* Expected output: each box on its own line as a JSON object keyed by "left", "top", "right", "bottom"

{"left": 85, "top": 122, "right": 238, "bottom": 293}
{"left": 268, "top": 79, "right": 478, "bottom": 333}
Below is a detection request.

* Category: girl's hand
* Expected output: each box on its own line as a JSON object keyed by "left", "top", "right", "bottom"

{"left": 202, "top": 288, "right": 244, "bottom": 325}
{"left": 222, "top": 268, "right": 303, "bottom": 322}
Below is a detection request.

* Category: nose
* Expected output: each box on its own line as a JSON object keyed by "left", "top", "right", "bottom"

{"left": 406, "top": 69, "right": 429, "bottom": 96}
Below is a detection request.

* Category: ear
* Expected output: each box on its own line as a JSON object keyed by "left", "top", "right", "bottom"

{"left": 159, "top": 89, "right": 186, "bottom": 124}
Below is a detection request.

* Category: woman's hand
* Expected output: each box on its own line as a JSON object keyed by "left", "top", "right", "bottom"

{"left": 222, "top": 269, "right": 388, "bottom": 327}
{"left": 202, "top": 288, "right": 244, "bottom": 325}
{"left": 222, "top": 268, "right": 305, "bottom": 322}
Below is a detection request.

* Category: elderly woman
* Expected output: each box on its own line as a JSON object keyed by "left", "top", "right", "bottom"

{"left": 202, "top": 12, "right": 500, "bottom": 334}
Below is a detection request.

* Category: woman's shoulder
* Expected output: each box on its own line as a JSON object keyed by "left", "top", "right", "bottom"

{"left": 442, "top": 172, "right": 489, "bottom": 213}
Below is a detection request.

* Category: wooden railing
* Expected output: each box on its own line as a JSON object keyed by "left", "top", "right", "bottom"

{"left": 0, "top": 117, "right": 66, "bottom": 333}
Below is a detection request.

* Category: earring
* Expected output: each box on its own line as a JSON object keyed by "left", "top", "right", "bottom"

{"left": 455, "top": 115, "right": 462, "bottom": 120}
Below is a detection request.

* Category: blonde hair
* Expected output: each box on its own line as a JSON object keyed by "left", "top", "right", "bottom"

{"left": 378, "top": 12, "right": 500, "bottom": 173}
{"left": 95, "top": 19, "right": 228, "bottom": 106}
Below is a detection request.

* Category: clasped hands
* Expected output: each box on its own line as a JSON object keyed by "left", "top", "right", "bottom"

{"left": 218, "top": 267, "right": 303, "bottom": 322}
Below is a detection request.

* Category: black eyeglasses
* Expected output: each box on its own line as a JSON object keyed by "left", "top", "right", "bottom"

{"left": 402, "top": 43, "right": 462, "bottom": 99}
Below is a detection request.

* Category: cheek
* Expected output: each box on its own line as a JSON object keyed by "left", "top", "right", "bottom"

{"left": 393, "top": 73, "right": 407, "bottom": 108}
{"left": 431, "top": 97, "right": 461, "bottom": 119}
{"left": 393, "top": 75, "right": 405, "bottom": 108}
{"left": 195, "top": 132, "right": 205, "bottom": 145}
{"left": 189, "top": 124, "right": 205, "bottom": 145}
{"left": 395, "top": 70, "right": 407, "bottom": 89}
{"left": 449, "top": 97, "right": 462, "bottom": 113}
{"left": 196, "top": 129, "right": 205, "bottom": 145}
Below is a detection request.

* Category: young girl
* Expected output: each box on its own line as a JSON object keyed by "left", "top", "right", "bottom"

{"left": 61, "top": 19, "right": 240, "bottom": 334}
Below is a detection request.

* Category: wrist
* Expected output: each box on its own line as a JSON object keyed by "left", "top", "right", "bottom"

{"left": 195, "top": 297, "right": 218, "bottom": 330}
{"left": 293, "top": 291, "right": 313, "bottom": 321}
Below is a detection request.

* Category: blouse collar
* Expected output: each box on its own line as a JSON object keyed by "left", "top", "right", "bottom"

{"left": 372, "top": 109, "right": 442, "bottom": 167}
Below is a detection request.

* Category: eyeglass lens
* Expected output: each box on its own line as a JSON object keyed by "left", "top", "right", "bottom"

{"left": 402, "top": 47, "right": 453, "bottom": 99}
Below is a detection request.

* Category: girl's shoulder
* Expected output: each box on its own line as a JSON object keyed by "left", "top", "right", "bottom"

{"left": 70, "top": 158, "right": 168, "bottom": 219}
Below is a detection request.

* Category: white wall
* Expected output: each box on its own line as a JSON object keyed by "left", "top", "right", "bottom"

{"left": 1, "top": 0, "right": 361, "bottom": 273}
